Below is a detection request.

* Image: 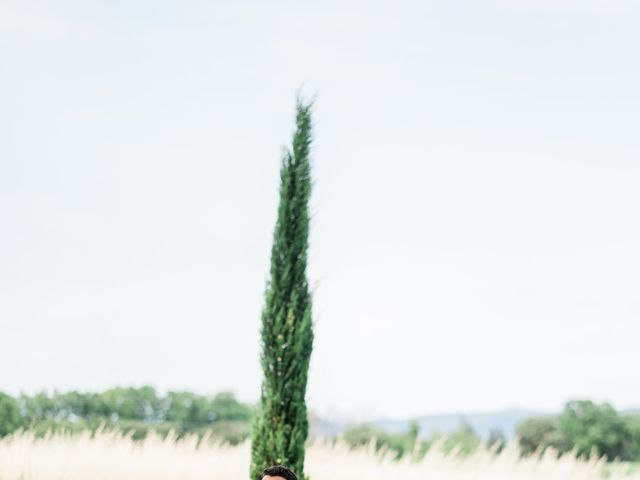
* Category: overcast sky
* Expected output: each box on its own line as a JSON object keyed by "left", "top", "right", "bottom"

{"left": 1, "top": 0, "right": 639, "bottom": 421}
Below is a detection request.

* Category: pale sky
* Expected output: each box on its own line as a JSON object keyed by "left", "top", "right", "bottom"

{"left": 1, "top": 0, "right": 639, "bottom": 422}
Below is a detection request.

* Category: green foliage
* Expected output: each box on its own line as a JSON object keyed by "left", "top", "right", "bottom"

{"left": 342, "top": 421, "right": 482, "bottom": 461}
{"left": 624, "top": 416, "right": 640, "bottom": 460}
{"left": 100, "top": 386, "right": 159, "bottom": 421}
{"left": 250, "top": 96, "right": 315, "bottom": 480}
{"left": 0, "top": 392, "right": 24, "bottom": 436}
{"left": 162, "top": 391, "right": 251, "bottom": 429}
{"left": 342, "top": 423, "right": 377, "bottom": 447}
{"left": 517, "top": 401, "right": 640, "bottom": 462}
{"left": 517, "top": 416, "right": 566, "bottom": 456}
{"left": 0, "top": 387, "right": 251, "bottom": 444}
{"left": 210, "top": 392, "right": 253, "bottom": 422}
{"left": 559, "top": 400, "right": 632, "bottom": 461}
{"left": 433, "top": 422, "right": 481, "bottom": 455}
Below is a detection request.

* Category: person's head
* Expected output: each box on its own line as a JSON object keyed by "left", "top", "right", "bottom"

{"left": 261, "top": 465, "right": 298, "bottom": 480}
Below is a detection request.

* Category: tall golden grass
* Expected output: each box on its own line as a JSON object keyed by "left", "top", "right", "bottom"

{"left": 0, "top": 428, "right": 636, "bottom": 480}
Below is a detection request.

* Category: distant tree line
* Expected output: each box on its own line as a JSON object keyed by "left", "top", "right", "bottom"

{"left": 342, "top": 400, "right": 640, "bottom": 463}
{"left": 1, "top": 391, "right": 639, "bottom": 462}
{"left": 0, "top": 387, "right": 252, "bottom": 443}
{"left": 341, "top": 420, "right": 493, "bottom": 461}
{"left": 517, "top": 400, "right": 640, "bottom": 461}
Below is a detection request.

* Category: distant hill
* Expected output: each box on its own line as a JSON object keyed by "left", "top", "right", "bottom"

{"left": 309, "top": 407, "right": 640, "bottom": 441}
{"left": 374, "top": 409, "right": 549, "bottom": 440}
{"left": 308, "top": 410, "right": 347, "bottom": 438}
{"left": 308, "top": 408, "right": 547, "bottom": 440}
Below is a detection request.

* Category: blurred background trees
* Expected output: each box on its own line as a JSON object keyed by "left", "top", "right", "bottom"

{"left": 517, "top": 416, "right": 566, "bottom": 456}
{"left": 0, "top": 392, "right": 23, "bottom": 436}
{"left": 1, "top": 390, "right": 639, "bottom": 463}
{"left": 0, "top": 387, "right": 252, "bottom": 443}
{"left": 517, "top": 400, "right": 640, "bottom": 461}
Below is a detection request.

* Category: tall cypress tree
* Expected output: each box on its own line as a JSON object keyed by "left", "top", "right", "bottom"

{"left": 249, "top": 97, "right": 315, "bottom": 480}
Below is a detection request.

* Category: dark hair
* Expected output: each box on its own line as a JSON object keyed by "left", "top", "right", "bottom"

{"left": 262, "top": 465, "right": 298, "bottom": 480}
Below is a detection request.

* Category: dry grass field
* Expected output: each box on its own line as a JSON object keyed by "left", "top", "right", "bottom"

{"left": 0, "top": 428, "right": 637, "bottom": 480}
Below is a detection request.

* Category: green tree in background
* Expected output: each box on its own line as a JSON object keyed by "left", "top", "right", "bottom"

{"left": 343, "top": 421, "right": 427, "bottom": 460}
{"left": 559, "top": 400, "right": 630, "bottom": 460}
{"left": 6, "top": 387, "right": 251, "bottom": 442}
{"left": 437, "top": 422, "right": 481, "bottom": 455}
{"left": 517, "top": 416, "right": 566, "bottom": 456}
{"left": 250, "top": 96, "right": 315, "bottom": 480}
{"left": 0, "top": 392, "right": 23, "bottom": 436}
{"left": 516, "top": 401, "right": 640, "bottom": 461}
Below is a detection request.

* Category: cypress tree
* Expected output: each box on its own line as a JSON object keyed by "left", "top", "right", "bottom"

{"left": 249, "top": 97, "right": 315, "bottom": 480}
